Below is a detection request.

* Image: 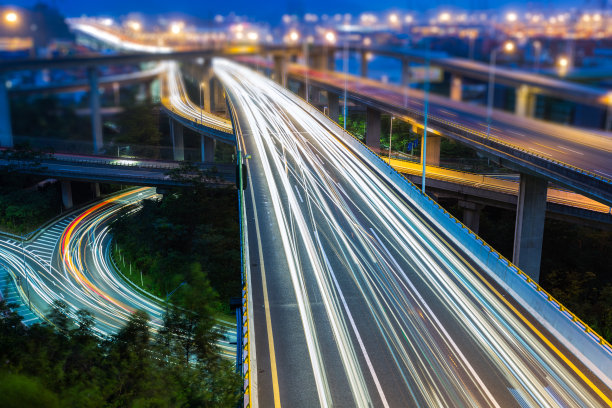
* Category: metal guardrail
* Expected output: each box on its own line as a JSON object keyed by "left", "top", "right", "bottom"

{"left": 288, "top": 84, "right": 612, "bottom": 358}
{"left": 226, "top": 96, "right": 252, "bottom": 407}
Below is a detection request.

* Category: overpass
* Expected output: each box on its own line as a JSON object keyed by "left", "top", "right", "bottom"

{"left": 217, "top": 58, "right": 612, "bottom": 407}
{"left": 0, "top": 152, "right": 234, "bottom": 208}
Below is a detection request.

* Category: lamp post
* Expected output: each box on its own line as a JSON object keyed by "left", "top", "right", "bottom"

{"left": 486, "top": 41, "right": 514, "bottom": 138}
{"left": 342, "top": 37, "right": 349, "bottom": 131}
{"left": 605, "top": 92, "right": 612, "bottom": 132}
{"left": 388, "top": 116, "right": 394, "bottom": 163}
{"left": 533, "top": 41, "right": 542, "bottom": 72}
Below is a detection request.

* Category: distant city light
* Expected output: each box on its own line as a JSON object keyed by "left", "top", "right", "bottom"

{"left": 324, "top": 31, "right": 336, "bottom": 44}
{"left": 4, "top": 11, "right": 18, "bottom": 23}
{"left": 506, "top": 12, "right": 518, "bottom": 22}
{"left": 439, "top": 12, "right": 451, "bottom": 23}
{"left": 504, "top": 41, "right": 515, "bottom": 52}
{"left": 363, "top": 37, "right": 372, "bottom": 46}
{"left": 389, "top": 13, "right": 399, "bottom": 25}
{"left": 127, "top": 21, "right": 141, "bottom": 31}
{"left": 404, "top": 15, "right": 413, "bottom": 24}
{"left": 558, "top": 56, "right": 569, "bottom": 68}
{"left": 289, "top": 30, "right": 299, "bottom": 42}
{"left": 101, "top": 18, "right": 113, "bottom": 26}
{"left": 170, "top": 22, "right": 183, "bottom": 34}
{"left": 247, "top": 31, "right": 258, "bottom": 41}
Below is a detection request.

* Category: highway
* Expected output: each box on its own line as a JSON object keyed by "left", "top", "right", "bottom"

{"left": 288, "top": 64, "right": 612, "bottom": 181}
{"left": 0, "top": 188, "right": 235, "bottom": 356}
{"left": 215, "top": 59, "right": 612, "bottom": 407}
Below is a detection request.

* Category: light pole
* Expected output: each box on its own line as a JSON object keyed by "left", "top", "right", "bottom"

{"left": 342, "top": 37, "right": 349, "bottom": 131}
{"left": 533, "top": 41, "right": 542, "bottom": 73}
{"left": 605, "top": 92, "right": 612, "bottom": 132}
{"left": 486, "top": 41, "right": 514, "bottom": 138}
{"left": 165, "top": 281, "right": 187, "bottom": 315}
{"left": 199, "top": 82, "right": 205, "bottom": 124}
{"left": 421, "top": 40, "right": 431, "bottom": 194}
{"left": 388, "top": 116, "right": 394, "bottom": 163}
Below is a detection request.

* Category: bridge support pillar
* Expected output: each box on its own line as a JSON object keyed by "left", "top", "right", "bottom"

{"left": 513, "top": 174, "right": 548, "bottom": 282}
{"left": 211, "top": 78, "right": 225, "bottom": 114}
{"left": 199, "top": 59, "right": 214, "bottom": 112}
{"left": 170, "top": 119, "right": 184, "bottom": 161}
{"left": 273, "top": 55, "right": 288, "bottom": 87}
{"left": 88, "top": 67, "right": 104, "bottom": 154}
{"left": 450, "top": 74, "right": 463, "bottom": 102}
{"left": 91, "top": 182, "right": 101, "bottom": 198}
{"left": 459, "top": 200, "right": 483, "bottom": 234}
{"left": 297, "top": 81, "right": 306, "bottom": 99}
{"left": 327, "top": 92, "right": 339, "bottom": 122}
{"left": 0, "top": 75, "right": 13, "bottom": 148}
{"left": 423, "top": 134, "right": 441, "bottom": 167}
{"left": 366, "top": 107, "right": 381, "bottom": 150}
{"left": 61, "top": 180, "right": 73, "bottom": 210}
{"left": 401, "top": 58, "right": 411, "bottom": 87}
{"left": 360, "top": 51, "right": 368, "bottom": 78}
{"left": 201, "top": 134, "right": 216, "bottom": 162}
{"left": 515, "top": 85, "right": 536, "bottom": 118}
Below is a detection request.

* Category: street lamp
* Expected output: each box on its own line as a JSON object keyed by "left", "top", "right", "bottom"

{"left": 533, "top": 41, "right": 542, "bottom": 72}
{"left": 388, "top": 116, "right": 394, "bottom": 162}
{"left": 486, "top": 41, "right": 515, "bottom": 138}
{"left": 289, "top": 30, "right": 299, "bottom": 43}
{"left": 200, "top": 82, "right": 206, "bottom": 161}
{"left": 324, "top": 31, "right": 336, "bottom": 44}
{"left": 4, "top": 11, "right": 18, "bottom": 24}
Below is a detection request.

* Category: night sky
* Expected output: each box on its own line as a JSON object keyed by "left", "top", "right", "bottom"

{"left": 6, "top": 0, "right": 561, "bottom": 21}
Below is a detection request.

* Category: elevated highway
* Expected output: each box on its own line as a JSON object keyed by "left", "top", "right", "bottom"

{"left": 217, "top": 59, "right": 612, "bottom": 407}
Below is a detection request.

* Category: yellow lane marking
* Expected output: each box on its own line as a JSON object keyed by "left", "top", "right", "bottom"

{"left": 325, "top": 124, "right": 612, "bottom": 406}
{"left": 242, "top": 133, "right": 282, "bottom": 407}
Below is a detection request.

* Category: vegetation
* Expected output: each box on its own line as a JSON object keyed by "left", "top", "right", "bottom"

{"left": 0, "top": 299, "right": 242, "bottom": 407}
{"left": 114, "top": 104, "right": 163, "bottom": 158}
{"left": 111, "top": 164, "right": 241, "bottom": 315}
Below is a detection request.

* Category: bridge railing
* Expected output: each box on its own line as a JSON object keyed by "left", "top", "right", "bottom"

{"left": 285, "top": 84, "right": 612, "bottom": 385}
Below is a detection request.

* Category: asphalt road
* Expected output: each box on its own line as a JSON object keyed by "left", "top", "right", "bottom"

{"left": 216, "top": 59, "right": 612, "bottom": 408}
{"left": 0, "top": 188, "right": 236, "bottom": 356}
{"left": 288, "top": 64, "right": 612, "bottom": 181}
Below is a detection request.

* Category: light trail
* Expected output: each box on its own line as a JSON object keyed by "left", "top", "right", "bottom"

{"left": 214, "top": 58, "right": 611, "bottom": 407}
{"left": 0, "top": 189, "right": 236, "bottom": 357}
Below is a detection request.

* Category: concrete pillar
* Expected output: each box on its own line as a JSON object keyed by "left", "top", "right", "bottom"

{"left": 201, "top": 135, "right": 216, "bottom": 162}
{"left": 273, "top": 55, "right": 288, "bottom": 87}
{"left": 0, "top": 76, "right": 13, "bottom": 148}
{"left": 515, "top": 85, "right": 536, "bottom": 118}
{"left": 92, "top": 182, "right": 101, "bottom": 198}
{"left": 423, "top": 135, "right": 441, "bottom": 167}
{"left": 450, "top": 74, "right": 463, "bottom": 102}
{"left": 366, "top": 107, "right": 381, "bottom": 150}
{"left": 360, "top": 51, "right": 368, "bottom": 78}
{"left": 61, "top": 180, "right": 73, "bottom": 209}
{"left": 87, "top": 67, "right": 103, "bottom": 154}
{"left": 328, "top": 92, "right": 339, "bottom": 122}
{"left": 513, "top": 174, "right": 548, "bottom": 282}
{"left": 211, "top": 78, "right": 225, "bottom": 113}
{"left": 297, "top": 82, "right": 306, "bottom": 99}
{"left": 401, "top": 58, "right": 411, "bottom": 87}
{"left": 459, "top": 200, "right": 483, "bottom": 234}
{"left": 169, "top": 119, "right": 184, "bottom": 161}
{"left": 113, "top": 82, "right": 121, "bottom": 106}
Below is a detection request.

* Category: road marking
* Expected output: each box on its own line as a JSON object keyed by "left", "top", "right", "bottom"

{"left": 556, "top": 145, "right": 584, "bottom": 155}
{"left": 248, "top": 153, "right": 282, "bottom": 408}
{"left": 534, "top": 142, "right": 565, "bottom": 154}
{"left": 325, "top": 127, "right": 612, "bottom": 406}
{"left": 594, "top": 170, "right": 612, "bottom": 179}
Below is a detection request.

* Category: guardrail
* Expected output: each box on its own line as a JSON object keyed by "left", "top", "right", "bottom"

{"left": 288, "top": 72, "right": 612, "bottom": 203}
{"left": 226, "top": 96, "right": 253, "bottom": 407}
{"left": 280, "top": 80, "right": 612, "bottom": 385}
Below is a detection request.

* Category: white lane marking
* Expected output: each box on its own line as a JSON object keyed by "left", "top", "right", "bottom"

{"left": 315, "top": 232, "right": 390, "bottom": 408}
{"left": 294, "top": 185, "right": 304, "bottom": 203}
{"left": 527, "top": 148, "right": 552, "bottom": 157}
{"left": 594, "top": 169, "right": 612, "bottom": 179}
{"left": 370, "top": 228, "right": 501, "bottom": 408}
{"left": 556, "top": 145, "right": 584, "bottom": 156}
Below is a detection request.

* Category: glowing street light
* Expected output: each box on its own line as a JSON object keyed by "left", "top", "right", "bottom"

{"left": 389, "top": 13, "right": 399, "bottom": 26}
{"left": 324, "top": 31, "right": 336, "bottom": 44}
{"left": 4, "top": 11, "right": 18, "bottom": 24}
{"left": 289, "top": 30, "right": 299, "bottom": 42}
{"left": 486, "top": 41, "right": 515, "bottom": 137}
{"left": 439, "top": 12, "right": 451, "bottom": 23}
{"left": 170, "top": 22, "right": 183, "bottom": 34}
{"left": 247, "top": 31, "right": 259, "bottom": 41}
{"left": 506, "top": 12, "right": 518, "bottom": 22}
{"left": 558, "top": 56, "right": 569, "bottom": 68}
{"left": 127, "top": 21, "right": 141, "bottom": 31}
